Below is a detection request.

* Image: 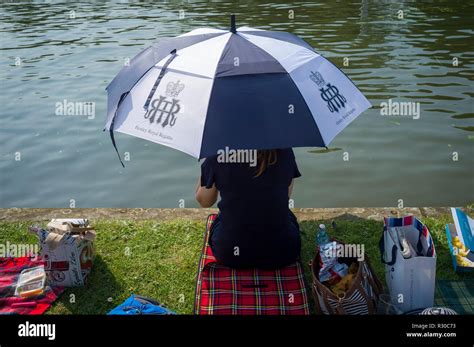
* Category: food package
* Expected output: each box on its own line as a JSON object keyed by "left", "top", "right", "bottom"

{"left": 14, "top": 265, "right": 46, "bottom": 298}
{"left": 29, "top": 219, "right": 96, "bottom": 287}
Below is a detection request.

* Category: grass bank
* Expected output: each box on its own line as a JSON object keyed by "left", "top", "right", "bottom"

{"left": 0, "top": 213, "right": 470, "bottom": 314}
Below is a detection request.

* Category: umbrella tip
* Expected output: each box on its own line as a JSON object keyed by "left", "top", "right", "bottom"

{"left": 230, "top": 14, "right": 236, "bottom": 33}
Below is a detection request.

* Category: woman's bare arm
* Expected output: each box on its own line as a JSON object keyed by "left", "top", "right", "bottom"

{"left": 195, "top": 177, "right": 218, "bottom": 207}
{"left": 288, "top": 179, "right": 295, "bottom": 198}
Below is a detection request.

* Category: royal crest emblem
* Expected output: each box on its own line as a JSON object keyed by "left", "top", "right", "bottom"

{"left": 310, "top": 71, "right": 347, "bottom": 113}
{"left": 166, "top": 80, "right": 185, "bottom": 98}
{"left": 144, "top": 80, "right": 184, "bottom": 128}
{"left": 309, "top": 71, "right": 326, "bottom": 87}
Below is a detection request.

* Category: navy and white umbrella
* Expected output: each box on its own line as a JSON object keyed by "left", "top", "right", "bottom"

{"left": 105, "top": 15, "right": 371, "bottom": 165}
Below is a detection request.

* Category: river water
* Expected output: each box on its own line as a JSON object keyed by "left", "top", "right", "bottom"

{"left": 0, "top": 1, "right": 473, "bottom": 208}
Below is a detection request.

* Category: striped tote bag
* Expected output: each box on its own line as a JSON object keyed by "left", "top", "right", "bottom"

{"left": 310, "top": 241, "right": 383, "bottom": 315}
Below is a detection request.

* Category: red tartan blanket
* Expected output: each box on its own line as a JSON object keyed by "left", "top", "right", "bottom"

{"left": 0, "top": 257, "right": 64, "bottom": 315}
{"left": 194, "top": 214, "right": 310, "bottom": 315}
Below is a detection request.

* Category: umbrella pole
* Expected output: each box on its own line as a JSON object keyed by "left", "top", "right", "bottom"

{"left": 230, "top": 14, "right": 236, "bottom": 33}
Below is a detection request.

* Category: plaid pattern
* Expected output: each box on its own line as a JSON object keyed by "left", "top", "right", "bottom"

{"left": 435, "top": 279, "right": 474, "bottom": 314}
{"left": 0, "top": 257, "right": 63, "bottom": 315}
{"left": 194, "top": 214, "right": 310, "bottom": 315}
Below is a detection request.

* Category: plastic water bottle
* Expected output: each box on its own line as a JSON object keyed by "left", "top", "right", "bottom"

{"left": 316, "top": 224, "right": 330, "bottom": 247}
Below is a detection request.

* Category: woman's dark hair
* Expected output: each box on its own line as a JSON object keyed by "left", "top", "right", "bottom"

{"left": 254, "top": 149, "right": 277, "bottom": 177}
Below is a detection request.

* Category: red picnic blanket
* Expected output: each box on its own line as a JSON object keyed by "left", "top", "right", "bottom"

{"left": 0, "top": 257, "right": 63, "bottom": 315}
{"left": 194, "top": 214, "right": 310, "bottom": 315}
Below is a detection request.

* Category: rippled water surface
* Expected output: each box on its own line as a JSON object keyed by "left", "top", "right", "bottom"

{"left": 1, "top": 1, "right": 473, "bottom": 207}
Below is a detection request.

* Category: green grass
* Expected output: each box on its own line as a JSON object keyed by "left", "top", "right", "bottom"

{"left": 0, "top": 214, "right": 471, "bottom": 314}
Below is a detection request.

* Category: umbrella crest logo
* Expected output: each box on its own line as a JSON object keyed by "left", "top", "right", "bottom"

{"left": 166, "top": 79, "right": 185, "bottom": 97}
{"left": 144, "top": 80, "right": 184, "bottom": 128}
{"left": 310, "top": 71, "right": 347, "bottom": 113}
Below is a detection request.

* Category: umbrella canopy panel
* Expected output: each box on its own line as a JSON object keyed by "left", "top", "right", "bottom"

{"left": 105, "top": 25, "right": 371, "bottom": 159}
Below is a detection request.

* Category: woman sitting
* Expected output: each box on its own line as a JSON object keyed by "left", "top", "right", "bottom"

{"left": 195, "top": 148, "right": 302, "bottom": 270}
